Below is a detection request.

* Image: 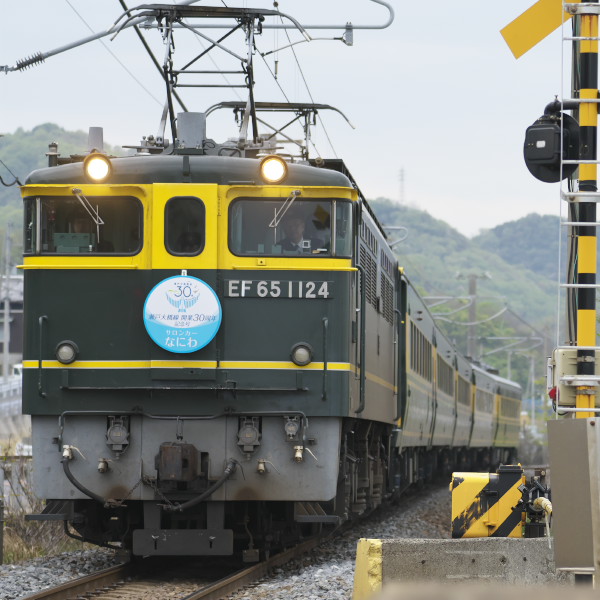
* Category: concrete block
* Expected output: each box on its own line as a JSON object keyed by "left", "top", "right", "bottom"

{"left": 353, "top": 538, "right": 571, "bottom": 600}
{"left": 371, "top": 582, "right": 590, "bottom": 600}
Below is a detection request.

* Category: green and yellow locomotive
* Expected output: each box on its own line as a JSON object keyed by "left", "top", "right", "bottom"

{"left": 21, "top": 112, "right": 520, "bottom": 557}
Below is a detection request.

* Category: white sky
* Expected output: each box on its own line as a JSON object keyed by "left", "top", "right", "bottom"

{"left": 0, "top": 1, "right": 572, "bottom": 236}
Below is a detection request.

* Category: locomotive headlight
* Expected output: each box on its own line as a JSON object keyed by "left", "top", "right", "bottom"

{"left": 55, "top": 341, "right": 79, "bottom": 364}
{"left": 83, "top": 153, "right": 112, "bottom": 182}
{"left": 260, "top": 155, "right": 288, "bottom": 184}
{"left": 291, "top": 343, "right": 313, "bottom": 367}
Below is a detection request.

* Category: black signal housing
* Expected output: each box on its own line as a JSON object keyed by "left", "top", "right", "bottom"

{"left": 524, "top": 111, "right": 579, "bottom": 183}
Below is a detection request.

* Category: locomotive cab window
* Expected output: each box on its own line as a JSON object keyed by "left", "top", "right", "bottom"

{"left": 229, "top": 198, "right": 352, "bottom": 257}
{"left": 165, "top": 196, "right": 205, "bottom": 256}
{"left": 23, "top": 196, "right": 142, "bottom": 255}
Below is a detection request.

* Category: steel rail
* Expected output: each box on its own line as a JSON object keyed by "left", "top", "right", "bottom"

{"left": 19, "top": 535, "right": 324, "bottom": 600}
{"left": 181, "top": 536, "right": 324, "bottom": 600}
{"left": 20, "top": 562, "right": 133, "bottom": 600}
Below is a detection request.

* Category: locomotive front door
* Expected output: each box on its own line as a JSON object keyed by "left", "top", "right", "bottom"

{"left": 145, "top": 184, "right": 221, "bottom": 375}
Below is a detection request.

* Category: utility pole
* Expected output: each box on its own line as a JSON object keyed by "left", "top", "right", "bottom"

{"left": 468, "top": 275, "right": 477, "bottom": 360}
{"left": 398, "top": 168, "right": 405, "bottom": 204}
{"left": 529, "top": 354, "right": 535, "bottom": 432}
{"left": 2, "top": 225, "right": 11, "bottom": 383}
{"left": 457, "top": 272, "right": 490, "bottom": 361}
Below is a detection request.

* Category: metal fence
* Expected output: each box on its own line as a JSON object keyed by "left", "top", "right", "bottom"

{"left": 0, "top": 457, "right": 33, "bottom": 513}
{"left": 0, "top": 378, "right": 21, "bottom": 401}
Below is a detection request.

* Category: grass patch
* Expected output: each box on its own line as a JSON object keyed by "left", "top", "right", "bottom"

{"left": 1, "top": 457, "right": 88, "bottom": 564}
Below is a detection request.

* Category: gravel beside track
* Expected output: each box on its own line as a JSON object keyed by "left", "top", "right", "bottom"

{"left": 0, "top": 483, "right": 450, "bottom": 600}
{"left": 0, "top": 549, "right": 125, "bottom": 600}
{"left": 224, "top": 483, "right": 451, "bottom": 600}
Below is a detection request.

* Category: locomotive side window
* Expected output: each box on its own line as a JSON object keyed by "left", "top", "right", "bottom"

{"left": 165, "top": 197, "right": 205, "bottom": 256}
{"left": 335, "top": 202, "right": 353, "bottom": 257}
{"left": 229, "top": 198, "right": 352, "bottom": 257}
{"left": 24, "top": 198, "right": 36, "bottom": 255}
{"left": 24, "top": 196, "right": 142, "bottom": 255}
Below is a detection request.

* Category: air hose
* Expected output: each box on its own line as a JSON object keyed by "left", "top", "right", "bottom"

{"left": 62, "top": 447, "right": 238, "bottom": 511}
{"left": 61, "top": 449, "right": 106, "bottom": 505}
{"left": 163, "top": 459, "right": 238, "bottom": 513}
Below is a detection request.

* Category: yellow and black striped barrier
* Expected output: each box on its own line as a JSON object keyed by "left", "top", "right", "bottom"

{"left": 575, "top": 4, "right": 598, "bottom": 419}
{"left": 450, "top": 465, "right": 525, "bottom": 538}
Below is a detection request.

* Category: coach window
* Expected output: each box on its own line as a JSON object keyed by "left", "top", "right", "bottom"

{"left": 165, "top": 197, "right": 205, "bottom": 256}
{"left": 24, "top": 195, "right": 142, "bottom": 255}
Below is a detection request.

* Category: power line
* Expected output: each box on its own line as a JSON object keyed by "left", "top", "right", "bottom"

{"left": 0, "top": 154, "right": 22, "bottom": 187}
{"left": 276, "top": 4, "right": 338, "bottom": 158}
{"left": 65, "top": 0, "right": 163, "bottom": 106}
{"left": 118, "top": 0, "right": 188, "bottom": 111}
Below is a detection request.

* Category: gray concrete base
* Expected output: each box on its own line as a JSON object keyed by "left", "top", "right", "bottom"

{"left": 353, "top": 538, "right": 573, "bottom": 600}
{"left": 381, "top": 538, "right": 570, "bottom": 585}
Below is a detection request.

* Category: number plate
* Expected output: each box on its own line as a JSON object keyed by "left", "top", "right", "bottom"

{"left": 225, "top": 279, "right": 334, "bottom": 299}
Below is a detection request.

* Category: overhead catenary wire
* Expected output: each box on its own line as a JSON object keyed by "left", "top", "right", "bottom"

{"left": 0, "top": 157, "right": 22, "bottom": 187}
{"left": 275, "top": 2, "right": 338, "bottom": 158}
{"left": 257, "top": 47, "right": 292, "bottom": 103}
{"left": 65, "top": 0, "right": 164, "bottom": 106}
{"left": 434, "top": 306, "right": 508, "bottom": 326}
{"left": 117, "top": 0, "right": 189, "bottom": 111}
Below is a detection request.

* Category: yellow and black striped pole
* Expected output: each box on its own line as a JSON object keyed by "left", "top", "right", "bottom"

{"left": 576, "top": 4, "right": 598, "bottom": 419}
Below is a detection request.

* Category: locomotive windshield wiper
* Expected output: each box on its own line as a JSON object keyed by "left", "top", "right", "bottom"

{"left": 269, "top": 189, "right": 301, "bottom": 229}
{"left": 72, "top": 188, "right": 105, "bottom": 242}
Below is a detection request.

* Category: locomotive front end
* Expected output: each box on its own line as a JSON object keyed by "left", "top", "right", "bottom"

{"left": 22, "top": 151, "right": 358, "bottom": 557}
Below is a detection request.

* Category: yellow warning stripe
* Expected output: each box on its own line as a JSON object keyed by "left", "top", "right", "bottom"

{"left": 364, "top": 370, "right": 396, "bottom": 392}
{"left": 579, "top": 236, "right": 597, "bottom": 274}
{"left": 464, "top": 478, "right": 523, "bottom": 538}
{"left": 451, "top": 473, "right": 524, "bottom": 538}
{"left": 18, "top": 264, "right": 140, "bottom": 270}
{"left": 578, "top": 309, "right": 597, "bottom": 347}
{"left": 580, "top": 162, "right": 597, "bottom": 182}
{"left": 451, "top": 472, "right": 489, "bottom": 522}
{"left": 23, "top": 359, "right": 351, "bottom": 371}
{"left": 221, "top": 360, "right": 351, "bottom": 371}
{"left": 580, "top": 89, "right": 599, "bottom": 128}
{"left": 581, "top": 12, "right": 599, "bottom": 53}
{"left": 23, "top": 359, "right": 397, "bottom": 392}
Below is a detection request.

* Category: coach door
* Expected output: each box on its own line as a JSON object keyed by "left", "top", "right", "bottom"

{"left": 145, "top": 184, "right": 220, "bottom": 363}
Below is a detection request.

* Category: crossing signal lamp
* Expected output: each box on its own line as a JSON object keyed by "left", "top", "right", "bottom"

{"left": 523, "top": 111, "right": 579, "bottom": 183}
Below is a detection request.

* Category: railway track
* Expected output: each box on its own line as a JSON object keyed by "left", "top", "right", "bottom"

{"left": 20, "top": 536, "right": 324, "bottom": 600}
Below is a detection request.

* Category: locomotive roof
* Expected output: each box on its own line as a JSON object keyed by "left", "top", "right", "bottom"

{"left": 24, "top": 154, "right": 353, "bottom": 188}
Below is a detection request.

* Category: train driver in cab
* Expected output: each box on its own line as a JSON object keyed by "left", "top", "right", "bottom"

{"left": 279, "top": 211, "right": 325, "bottom": 254}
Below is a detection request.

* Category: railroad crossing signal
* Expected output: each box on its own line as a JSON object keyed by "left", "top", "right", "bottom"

{"left": 523, "top": 110, "right": 579, "bottom": 182}
{"left": 501, "top": 0, "right": 581, "bottom": 58}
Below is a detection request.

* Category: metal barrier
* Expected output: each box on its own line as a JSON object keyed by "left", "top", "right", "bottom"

{"left": 0, "top": 378, "right": 21, "bottom": 400}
